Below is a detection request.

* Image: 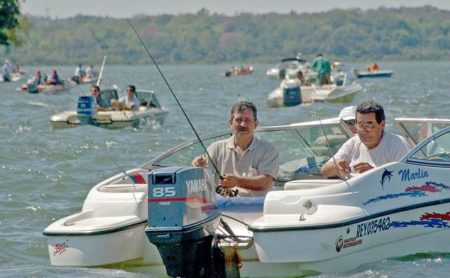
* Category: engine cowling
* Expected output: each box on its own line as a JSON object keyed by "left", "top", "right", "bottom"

{"left": 146, "top": 166, "right": 221, "bottom": 277}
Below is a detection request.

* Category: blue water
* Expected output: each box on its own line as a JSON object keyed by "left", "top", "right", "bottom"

{"left": 0, "top": 62, "right": 449, "bottom": 277}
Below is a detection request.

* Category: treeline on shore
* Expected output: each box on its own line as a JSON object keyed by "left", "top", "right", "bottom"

{"left": 3, "top": 6, "right": 450, "bottom": 65}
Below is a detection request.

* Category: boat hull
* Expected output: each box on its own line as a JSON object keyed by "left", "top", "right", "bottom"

{"left": 45, "top": 222, "right": 148, "bottom": 266}
{"left": 50, "top": 110, "right": 169, "bottom": 129}
{"left": 355, "top": 70, "right": 394, "bottom": 78}
{"left": 251, "top": 203, "right": 449, "bottom": 273}
{"left": 267, "top": 82, "right": 361, "bottom": 107}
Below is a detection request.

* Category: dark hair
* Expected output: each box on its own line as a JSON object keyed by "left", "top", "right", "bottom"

{"left": 230, "top": 100, "right": 257, "bottom": 121}
{"left": 127, "top": 85, "right": 136, "bottom": 93}
{"left": 356, "top": 100, "right": 385, "bottom": 123}
{"left": 91, "top": 85, "right": 100, "bottom": 92}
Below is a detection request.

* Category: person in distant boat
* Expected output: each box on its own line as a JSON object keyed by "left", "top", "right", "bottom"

{"left": 46, "top": 70, "right": 62, "bottom": 85}
{"left": 192, "top": 100, "right": 279, "bottom": 197}
{"left": 90, "top": 84, "right": 107, "bottom": 111}
{"left": 74, "top": 64, "right": 85, "bottom": 78}
{"left": 311, "top": 53, "right": 331, "bottom": 85}
{"left": 32, "top": 69, "right": 42, "bottom": 85}
{"left": 321, "top": 100, "right": 409, "bottom": 178}
{"left": 2, "top": 59, "right": 13, "bottom": 81}
{"left": 296, "top": 69, "right": 305, "bottom": 83}
{"left": 339, "top": 106, "right": 357, "bottom": 135}
{"left": 85, "top": 65, "right": 94, "bottom": 78}
{"left": 110, "top": 85, "right": 140, "bottom": 111}
{"left": 368, "top": 63, "right": 380, "bottom": 72}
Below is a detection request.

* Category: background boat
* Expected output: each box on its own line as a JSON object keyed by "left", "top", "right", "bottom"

{"left": 50, "top": 89, "right": 169, "bottom": 129}
{"left": 0, "top": 62, "right": 449, "bottom": 277}
{"left": 223, "top": 65, "right": 254, "bottom": 77}
{"left": 353, "top": 69, "right": 394, "bottom": 78}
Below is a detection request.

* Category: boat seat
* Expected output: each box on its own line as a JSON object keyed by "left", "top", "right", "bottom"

{"left": 313, "top": 134, "right": 347, "bottom": 155}
{"left": 284, "top": 179, "right": 342, "bottom": 190}
{"left": 99, "top": 183, "right": 147, "bottom": 193}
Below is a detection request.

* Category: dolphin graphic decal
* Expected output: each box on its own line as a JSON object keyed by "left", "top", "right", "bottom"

{"left": 380, "top": 168, "right": 393, "bottom": 188}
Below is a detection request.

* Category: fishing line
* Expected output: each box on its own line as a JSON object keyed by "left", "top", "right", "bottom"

{"left": 126, "top": 18, "right": 223, "bottom": 179}
{"left": 310, "top": 84, "right": 352, "bottom": 185}
{"left": 110, "top": 159, "right": 139, "bottom": 204}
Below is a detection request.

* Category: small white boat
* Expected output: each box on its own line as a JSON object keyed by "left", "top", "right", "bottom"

{"left": 43, "top": 117, "right": 450, "bottom": 276}
{"left": 267, "top": 72, "right": 362, "bottom": 108}
{"left": 50, "top": 88, "right": 169, "bottom": 129}
{"left": 70, "top": 74, "right": 99, "bottom": 85}
{"left": 266, "top": 57, "right": 308, "bottom": 80}
{"left": 0, "top": 72, "right": 25, "bottom": 83}
{"left": 16, "top": 80, "right": 76, "bottom": 94}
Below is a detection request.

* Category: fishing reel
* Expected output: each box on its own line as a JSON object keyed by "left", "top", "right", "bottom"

{"left": 216, "top": 185, "right": 239, "bottom": 198}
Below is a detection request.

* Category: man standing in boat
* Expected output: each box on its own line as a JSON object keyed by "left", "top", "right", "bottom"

{"left": 192, "top": 100, "right": 279, "bottom": 197}
{"left": 321, "top": 100, "right": 409, "bottom": 178}
{"left": 312, "top": 53, "right": 331, "bottom": 85}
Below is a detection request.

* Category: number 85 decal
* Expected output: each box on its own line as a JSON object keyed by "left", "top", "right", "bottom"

{"left": 152, "top": 187, "right": 176, "bottom": 197}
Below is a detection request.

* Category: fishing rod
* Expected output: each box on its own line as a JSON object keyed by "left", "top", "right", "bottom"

{"left": 126, "top": 18, "right": 223, "bottom": 179}
{"left": 96, "top": 55, "right": 107, "bottom": 87}
{"left": 310, "top": 84, "right": 352, "bottom": 184}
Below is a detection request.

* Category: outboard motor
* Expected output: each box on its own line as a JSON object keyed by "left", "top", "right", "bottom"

{"left": 76, "top": 96, "right": 96, "bottom": 125}
{"left": 282, "top": 79, "right": 302, "bottom": 106}
{"left": 27, "top": 82, "right": 38, "bottom": 93}
{"left": 70, "top": 75, "right": 80, "bottom": 84}
{"left": 146, "top": 166, "right": 222, "bottom": 277}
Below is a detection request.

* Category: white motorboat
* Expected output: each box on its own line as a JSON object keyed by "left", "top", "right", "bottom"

{"left": 43, "top": 117, "right": 450, "bottom": 277}
{"left": 266, "top": 57, "right": 308, "bottom": 80}
{"left": 0, "top": 71, "right": 25, "bottom": 82}
{"left": 50, "top": 88, "right": 169, "bottom": 129}
{"left": 16, "top": 80, "right": 77, "bottom": 94}
{"left": 267, "top": 72, "right": 362, "bottom": 108}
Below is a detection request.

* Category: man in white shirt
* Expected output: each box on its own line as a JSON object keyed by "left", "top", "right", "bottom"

{"left": 111, "top": 85, "right": 140, "bottom": 111}
{"left": 321, "top": 100, "right": 409, "bottom": 178}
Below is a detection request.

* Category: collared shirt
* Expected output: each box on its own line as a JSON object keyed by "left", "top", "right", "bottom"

{"left": 207, "top": 135, "right": 279, "bottom": 196}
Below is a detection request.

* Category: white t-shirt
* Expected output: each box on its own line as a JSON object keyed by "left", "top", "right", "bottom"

{"left": 118, "top": 95, "right": 140, "bottom": 111}
{"left": 331, "top": 131, "right": 410, "bottom": 169}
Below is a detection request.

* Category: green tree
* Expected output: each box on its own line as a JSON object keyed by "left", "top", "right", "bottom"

{"left": 0, "top": 0, "right": 21, "bottom": 45}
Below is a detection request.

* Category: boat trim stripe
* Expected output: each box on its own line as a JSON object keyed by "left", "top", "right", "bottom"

{"left": 248, "top": 198, "right": 450, "bottom": 232}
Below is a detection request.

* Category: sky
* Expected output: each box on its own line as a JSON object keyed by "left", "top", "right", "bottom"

{"left": 20, "top": 0, "right": 450, "bottom": 18}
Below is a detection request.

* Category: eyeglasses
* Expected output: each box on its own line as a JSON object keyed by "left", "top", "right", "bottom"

{"left": 356, "top": 121, "right": 377, "bottom": 130}
{"left": 344, "top": 119, "right": 356, "bottom": 126}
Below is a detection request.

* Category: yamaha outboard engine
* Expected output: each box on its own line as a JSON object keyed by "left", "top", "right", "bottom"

{"left": 282, "top": 79, "right": 302, "bottom": 106}
{"left": 76, "top": 96, "right": 96, "bottom": 125}
{"left": 146, "top": 166, "right": 222, "bottom": 277}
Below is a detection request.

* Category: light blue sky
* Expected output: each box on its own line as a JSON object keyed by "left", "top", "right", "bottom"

{"left": 20, "top": 0, "right": 450, "bottom": 18}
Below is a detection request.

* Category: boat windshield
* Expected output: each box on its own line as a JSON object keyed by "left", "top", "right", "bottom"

{"left": 395, "top": 118, "right": 450, "bottom": 147}
{"left": 406, "top": 127, "right": 450, "bottom": 164}
{"left": 145, "top": 120, "right": 350, "bottom": 183}
{"left": 135, "top": 91, "right": 161, "bottom": 109}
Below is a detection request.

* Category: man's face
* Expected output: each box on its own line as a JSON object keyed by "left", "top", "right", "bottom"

{"left": 229, "top": 108, "right": 257, "bottom": 139}
{"left": 91, "top": 87, "right": 99, "bottom": 97}
{"left": 356, "top": 112, "right": 385, "bottom": 149}
{"left": 127, "top": 87, "right": 134, "bottom": 99}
